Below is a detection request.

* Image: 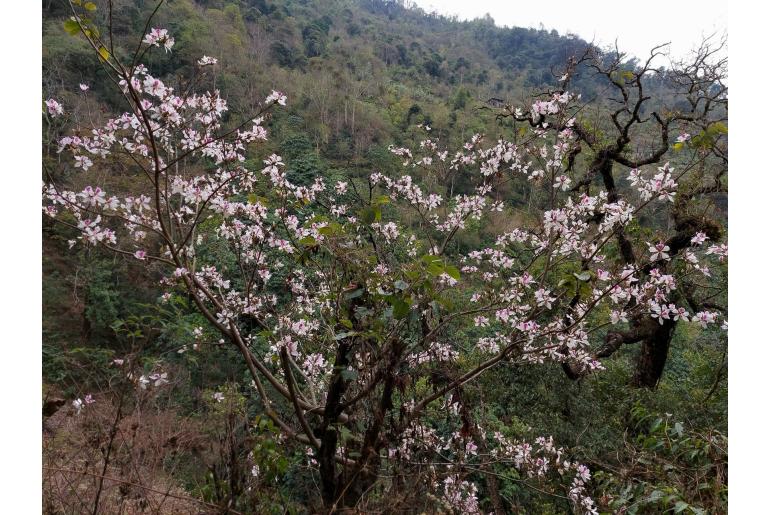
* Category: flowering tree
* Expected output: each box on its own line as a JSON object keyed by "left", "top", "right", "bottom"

{"left": 43, "top": 3, "right": 726, "bottom": 512}
{"left": 501, "top": 41, "right": 728, "bottom": 387}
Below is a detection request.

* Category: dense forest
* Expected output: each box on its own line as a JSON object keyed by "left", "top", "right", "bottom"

{"left": 42, "top": 1, "right": 727, "bottom": 513}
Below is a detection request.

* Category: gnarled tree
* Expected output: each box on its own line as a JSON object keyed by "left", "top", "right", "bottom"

{"left": 499, "top": 39, "right": 727, "bottom": 388}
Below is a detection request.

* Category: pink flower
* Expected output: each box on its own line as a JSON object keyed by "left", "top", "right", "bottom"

{"left": 648, "top": 242, "right": 670, "bottom": 261}
{"left": 694, "top": 311, "right": 717, "bottom": 328}
{"left": 79, "top": 83, "right": 89, "bottom": 91}
{"left": 74, "top": 155, "right": 93, "bottom": 171}
{"left": 134, "top": 250, "right": 147, "bottom": 260}
{"left": 610, "top": 310, "right": 628, "bottom": 324}
{"left": 45, "top": 98, "right": 64, "bottom": 117}
{"left": 143, "top": 28, "right": 174, "bottom": 52}
{"left": 691, "top": 232, "right": 709, "bottom": 245}
{"left": 576, "top": 464, "right": 591, "bottom": 482}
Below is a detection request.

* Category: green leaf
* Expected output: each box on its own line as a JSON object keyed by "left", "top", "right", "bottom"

{"left": 84, "top": 2, "right": 97, "bottom": 11}
{"left": 444, "top": 265, "right": 460, "bottom": 281}
{"left": 426, "top": 262, "right": 444, "bottom": 276}
{"left": 392, "top": 298, "right": 410, "bottom": 319}
{"left": 673, "top": 142, "right": 684, "bottom": 151}
{"left": 574, "top": 271, "right": 591, "bottom": 282}
{"left": 646, "top": 490, "right": 664, "bottom": 502}
{"left": 318, "top": 222, "right": 343, "bottom": 236}
{"left": 360, "top": 207, "right": 376, "bottom": 224}
{"left": 338, "top": 426, "right": 353, "bottom": 443}
{"left": 344, "top": 288, "right": 364, "bottom": 300}
{"left": 98, "top": 46, "right": 110, "bottom": 61}
{"left": 64, "top": 18, "right": 81, "bottom": 35}
{"left": 710, "top": 122, "right": 728, "bottom": 134}
{"left": 436, "top": 296, "right": 453, "bottom": 310}
{"left": 299, "top": 236, "right": 316, "bottom": 247}
{"left": 422, "top": 255, "right": 446, "bottom": 276}
{"left": 674, "top": 501, "right": 689, "bottom": 513}
{"left": 404, "top": 268, "right": 420, "bottom": 281}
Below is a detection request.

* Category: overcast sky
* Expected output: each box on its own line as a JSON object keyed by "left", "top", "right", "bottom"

{"left": 410, "top": 0, "right": 727, "bottom": 63}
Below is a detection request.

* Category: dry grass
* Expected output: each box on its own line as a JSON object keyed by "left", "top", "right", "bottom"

{"left": 42, "top": 394, "right": 219, "bottom": 515}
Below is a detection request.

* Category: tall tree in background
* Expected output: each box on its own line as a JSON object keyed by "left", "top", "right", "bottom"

{"left": 500, "top": 41, "right": 727, "bottom": 387}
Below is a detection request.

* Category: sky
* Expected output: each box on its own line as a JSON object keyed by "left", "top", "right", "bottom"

{"left": 410, "top": 0, "right": 727, "bottom": 64}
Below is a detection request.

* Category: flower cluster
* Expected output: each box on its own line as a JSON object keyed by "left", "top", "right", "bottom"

{"left": 142, "top": 27, "right": 174, "bottom": 52}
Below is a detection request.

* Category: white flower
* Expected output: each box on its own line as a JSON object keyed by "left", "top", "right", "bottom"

{"left": 648, "top": 242, "right": 670, "bottom": 261}
{"left": 553, "top": 175, "right": 571, "bottom": 191}
{"left": 197, "top": 55, "right": 218, "bottom": 66}
{"left": 143, "top": 28, "right": 174, "bottom": 52}
{"left": 690, "top": 232, "right": 709, "bottom": 245}
{"left": 265, "top": 90, "right": 287, "bottom": 106}
{"left": 610, "top": 310, "right": 628, "bottom": 324}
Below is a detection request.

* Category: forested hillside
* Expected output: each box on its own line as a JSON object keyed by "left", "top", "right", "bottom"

{"left": 42, "top": 1, "right": 727, "bottom": 513}
{"left": 43, "top": 0, "right": 614, "bottom": 161}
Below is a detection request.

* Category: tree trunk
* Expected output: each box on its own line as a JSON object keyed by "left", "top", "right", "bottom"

{"left": 632, "top": 319, "right": 676, "bottom": 388}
